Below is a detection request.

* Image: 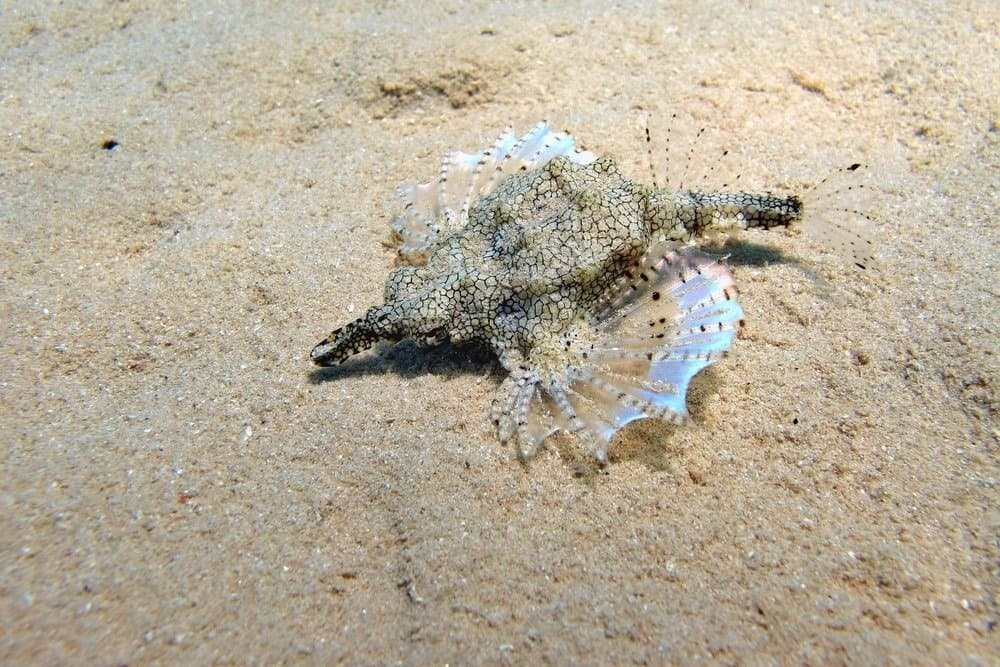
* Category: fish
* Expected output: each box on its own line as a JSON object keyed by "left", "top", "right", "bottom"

{"left": 311, "top": 123, "right": 875, "bottom": 461}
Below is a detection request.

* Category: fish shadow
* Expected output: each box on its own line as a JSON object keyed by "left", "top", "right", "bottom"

{"left": 715, "top": 237, "right": 834, "bottom": 290}
{"left": 712, "top": 237, "right": 790, "bottom": 267}
{"left": 307, "top": 339, "right": 499, "bottom": 385}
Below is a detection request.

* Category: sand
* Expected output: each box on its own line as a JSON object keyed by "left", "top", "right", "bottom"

{"left": 2, "top": 1, "right": 997, "bottom": 664}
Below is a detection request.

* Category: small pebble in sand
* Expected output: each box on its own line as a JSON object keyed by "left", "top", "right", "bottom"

{"left": 311, "top": 124, "right": 875, "bottom": 462}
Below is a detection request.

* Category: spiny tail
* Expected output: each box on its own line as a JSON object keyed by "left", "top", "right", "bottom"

{"left": 680, "top": 163, "right": 879, "bottom": 271}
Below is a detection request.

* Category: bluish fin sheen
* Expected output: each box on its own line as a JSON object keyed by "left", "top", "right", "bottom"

{"left": 559, "top": 247, "right": 742, "bottom": 458}
{"left": 493, "top": 245, "right": 743, "bottom": 461}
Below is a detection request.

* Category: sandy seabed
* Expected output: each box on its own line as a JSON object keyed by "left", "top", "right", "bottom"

{"left": 2, "top": 1, "right": 997, "bottom": 664}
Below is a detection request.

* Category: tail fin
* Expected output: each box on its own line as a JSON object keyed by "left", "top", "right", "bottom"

{"left": 798, "top": 163, "right": 880, "bottom": 271}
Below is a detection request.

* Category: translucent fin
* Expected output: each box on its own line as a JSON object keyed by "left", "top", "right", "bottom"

{"left": 642, "top": 113, "right": 743, "bottom": 194}
{"left": 564, "top": 247, "right": 742, "bottom": 453}
{"left": 493, "top": 246, "right": 743, "bottom": 461}
{"left": 392, "top": 124, "right": 595, "bottom": 262}
{"left": 491, "top": 370, "right": 561, "bottom": 460}
{"left": 798, "top": 163, "right": 880, "bottom": 271}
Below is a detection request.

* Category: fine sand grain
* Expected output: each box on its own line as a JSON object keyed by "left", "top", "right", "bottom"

{"left": 2, "top": 1, "right": 997, "bottom": 663}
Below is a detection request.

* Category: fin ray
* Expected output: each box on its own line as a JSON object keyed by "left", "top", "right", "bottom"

{"left": 393, "top": 124, "right": 595, "bottom": 263}
{"left": 499, "top": 247, "right": 743, "bottom": 457}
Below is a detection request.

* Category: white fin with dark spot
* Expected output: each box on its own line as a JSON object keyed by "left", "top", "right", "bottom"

{"left": 495, "top": 245, "right": 743, "bottom": 462}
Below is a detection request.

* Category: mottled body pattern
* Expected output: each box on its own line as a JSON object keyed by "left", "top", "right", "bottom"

{"left": 312, "top": 124, "right": 874, "bottom": 461}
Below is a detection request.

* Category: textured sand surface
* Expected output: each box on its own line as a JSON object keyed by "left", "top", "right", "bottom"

{"left": 2, "top": 1, "right": 997, "bottom": 664}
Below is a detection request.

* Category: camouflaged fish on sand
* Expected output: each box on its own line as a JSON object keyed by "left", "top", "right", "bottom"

{"left": 311, "top": 124, "right": 876, "bottom": 462}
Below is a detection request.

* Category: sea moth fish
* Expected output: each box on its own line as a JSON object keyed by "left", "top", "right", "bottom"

{"left": 311, "top": 123, "right": 875, "bottom": 462}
